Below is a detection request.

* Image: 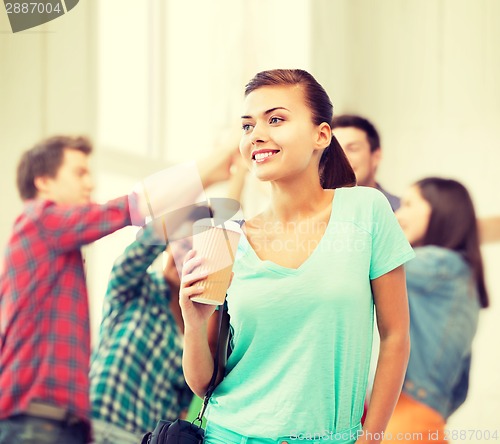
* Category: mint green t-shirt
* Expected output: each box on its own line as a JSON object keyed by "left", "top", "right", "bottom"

{"left": 207, "top": 187, "right": 415, "bottom": 439}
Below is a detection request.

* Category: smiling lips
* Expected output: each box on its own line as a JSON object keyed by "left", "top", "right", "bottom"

{"left": 251, "top": 149, "right": 280, "bottom": 163}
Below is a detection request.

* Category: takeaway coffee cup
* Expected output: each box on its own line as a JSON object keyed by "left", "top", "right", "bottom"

{"left": 190, "top": 219, "right": 242, "bottom": 305}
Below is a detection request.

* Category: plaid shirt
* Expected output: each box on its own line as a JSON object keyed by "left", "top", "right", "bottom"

{"left": 0, "top": 197, "right": 132, "bottom": 425}
{"left": 89, "top": 226, "right": 192, "bottom": 435}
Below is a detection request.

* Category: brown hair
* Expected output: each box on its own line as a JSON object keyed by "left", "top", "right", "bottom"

{"left": 417, "top": 177, "right": 489, "bottom": 308}
{"left": 244, "top": 69, "right": 356, "bottom": 189}
{"left": 16, "top": 136, "right": 92, "bottom": 200}
{"left": 331, "top": 114, "right": 381, "bottom": 153}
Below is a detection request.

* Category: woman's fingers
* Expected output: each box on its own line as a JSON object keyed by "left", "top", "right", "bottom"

{"left": 180, "top": 250, "right": 210, "bottom": 299}
{"left": 183, "top": 257, "right": 203, "bottom": 277}
{"left": 181, "top": 251, "right": 205, "bottom": 279}
{"left": 182, "top": 249, "right": 197, "bottom": 268}
{"left": 182, "top": 270, "right": 208, "bottom": 289}
{"left": 181, "top": 284, "right": 205, "bottom": 299}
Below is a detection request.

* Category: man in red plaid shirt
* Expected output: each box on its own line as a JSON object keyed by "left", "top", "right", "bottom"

{"left": 0, "top": 135, "right": 237, "bottom": 444}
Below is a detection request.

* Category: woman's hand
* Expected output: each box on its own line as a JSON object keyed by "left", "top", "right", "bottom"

{"left": 179, "top": 249, "right": 218, "bottom": 329}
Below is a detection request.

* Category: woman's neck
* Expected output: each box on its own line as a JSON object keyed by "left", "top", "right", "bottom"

{"left": 266, "top": 178, "right": 332, "bottom": 223}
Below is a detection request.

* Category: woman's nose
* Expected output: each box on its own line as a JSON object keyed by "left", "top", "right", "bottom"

{"left": 250, "top": 122, "right": 268, "bottom": 144}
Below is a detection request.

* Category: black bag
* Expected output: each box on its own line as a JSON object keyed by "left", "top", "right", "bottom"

{"left": 140, "top": 307, "right": 230, "bottom": 444}
{"left": 140, "top": 419, "right": 204, "bottom": 444}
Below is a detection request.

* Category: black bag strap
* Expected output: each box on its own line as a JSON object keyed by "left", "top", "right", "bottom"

{"left": 193, "top": 304, "right": 226, "bottom": 425}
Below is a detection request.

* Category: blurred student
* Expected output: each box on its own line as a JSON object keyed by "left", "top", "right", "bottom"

{"left": 89, "top": 154, "right": 246, "bottom": 444}
{"left": 0, "top": 135, "right": 236, "bottom": 444}
{"left": 89, "top": 229, "right": 192, "bottom": 444}
{"left": 332, "top": 114, "right": 400, "bottom": 211}
{"left": 382, "top": 177, "right": 489, "bottom": 444}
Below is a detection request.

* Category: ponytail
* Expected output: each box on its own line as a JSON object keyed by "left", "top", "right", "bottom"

{"left": 319, "top": 134, "right": 356, "bottom": 189}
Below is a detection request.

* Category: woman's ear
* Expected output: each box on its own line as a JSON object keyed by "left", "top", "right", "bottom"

{"left": 314, "top": 122, "right": 332, "bottom": 151}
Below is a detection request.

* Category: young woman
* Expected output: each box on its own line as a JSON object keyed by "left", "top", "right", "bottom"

{"left": 383, "top": 178, "right": 489, "bottom": 444}
{"left": 179, "top": 69, "right": 415, "bottom": 444}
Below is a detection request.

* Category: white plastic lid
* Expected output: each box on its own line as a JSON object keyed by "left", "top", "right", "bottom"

{"left": 192, "top": 218, "right": 243, "bottom": 234}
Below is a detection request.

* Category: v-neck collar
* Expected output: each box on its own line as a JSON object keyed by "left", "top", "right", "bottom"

{"left": 240, "top": 189, "right": 341, "bottom": 275}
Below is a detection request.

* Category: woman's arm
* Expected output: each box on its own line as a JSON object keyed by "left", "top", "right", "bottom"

{"left": 358, "top": 265, "right": 411, "bottom": 444}
{"left": 478, "top": 216, "right": 500, "bottom": 244}
{"left": 182, "top": 311, "right": 222, "bottom": 398}
{"left": 182, "top": 137, "right": 243, "bottom": 396}
{"left": 179, "top": 250, "right": 227, "bottom": 397}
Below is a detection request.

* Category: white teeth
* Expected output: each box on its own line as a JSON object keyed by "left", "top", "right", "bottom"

{"left": 254, "top": 151, "right": 276, "bottom": 161}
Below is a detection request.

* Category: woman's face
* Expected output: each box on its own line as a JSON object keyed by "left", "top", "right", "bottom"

{"left": 239, "top": 85, "right": 330, "bottom": 183}
{"left": 396, "top": 185, "right": 432, "bottom": 246}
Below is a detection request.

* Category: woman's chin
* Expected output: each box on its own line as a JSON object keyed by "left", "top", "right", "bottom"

{"left": 251, "top": 166, "right": 276, "bottom": 182}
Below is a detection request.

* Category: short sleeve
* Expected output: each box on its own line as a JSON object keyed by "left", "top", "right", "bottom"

{"left": 370, "top": 191, "right": 415, "bottom": 279}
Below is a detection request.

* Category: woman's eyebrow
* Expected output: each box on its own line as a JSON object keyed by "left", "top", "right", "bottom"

{"left": 241, "top": 107, "right": 291, "bottom": 119}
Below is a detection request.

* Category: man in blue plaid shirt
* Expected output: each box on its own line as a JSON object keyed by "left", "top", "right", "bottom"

{"left": 89, "top": 224, "right": 193, "bottom": 443}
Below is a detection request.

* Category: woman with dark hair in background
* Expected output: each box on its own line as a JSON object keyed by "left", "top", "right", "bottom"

{"left": 383, "top": 177, "right": 489, "bottom": 443}
{"left": 180, "top": 69, "right": 415, "bottom": 444}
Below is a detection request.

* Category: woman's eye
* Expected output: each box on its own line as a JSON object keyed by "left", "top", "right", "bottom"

{"left": 269, "top": 117, "right": 283, "bottom": 124}
{"left": 242, "top": 124, "right": 253, "bottom": 132}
